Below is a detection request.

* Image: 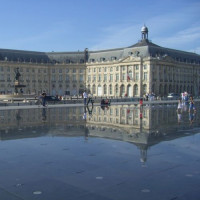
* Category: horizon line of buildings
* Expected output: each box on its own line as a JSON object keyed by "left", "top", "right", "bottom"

{"left": 0, "top": 25, "right": 200, "bottom": 97}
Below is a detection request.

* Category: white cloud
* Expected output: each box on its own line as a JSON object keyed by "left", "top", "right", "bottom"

{"left": 89, "top": 2, "right": 200, "bottom": 53}
{"left": 90, "top": 24, "right": 141, "bottom": 50}
{"left": 154, "top": 26, "right": 200, "bottom": 52}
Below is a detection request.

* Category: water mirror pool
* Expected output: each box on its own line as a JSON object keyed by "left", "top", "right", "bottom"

{"left": 0, "top": 103, "right": 200, "bottom": 200}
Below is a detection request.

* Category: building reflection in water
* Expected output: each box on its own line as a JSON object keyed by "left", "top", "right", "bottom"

{"left": 0, "top": 103, "right": 199, "bottom": 164}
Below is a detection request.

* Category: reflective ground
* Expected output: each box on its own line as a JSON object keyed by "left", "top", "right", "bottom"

{"left": 0, "top": 103, "right": 200, "bottom": 200}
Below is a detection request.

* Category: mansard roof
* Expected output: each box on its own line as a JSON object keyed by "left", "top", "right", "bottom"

{"left": 88, "top": 39, "right": 200, "bottom": 64}
{"left": 0, "top": 48, "right": 49, "bottom": 63}
{"left": 0, "top": 48, "right": 86, "bottom": 64}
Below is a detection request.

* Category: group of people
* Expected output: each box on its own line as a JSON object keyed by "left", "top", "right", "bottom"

{"left": 83, "top": 91, "right": 94, "bottom": 106}
{"left": 145, "top": 93, "right": 157, "bottom": 101}
{"left": 177, "top": 95, "right": 196, "bottom": 125}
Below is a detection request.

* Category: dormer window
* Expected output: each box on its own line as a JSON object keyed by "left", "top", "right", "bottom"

{"left": 111, "top": 56, "right": 117, "bottom": 60}
{"left": 80, "top": 59, "right": 84, "bottom": 63}
{"left": 100, "top": 57, "right": 105, "bottom": 62}
{"left": 128, "top": 52, "right": 133, "bottom": 56}
{"left": 90, "top": 58, "right": 95, "bottom": 62}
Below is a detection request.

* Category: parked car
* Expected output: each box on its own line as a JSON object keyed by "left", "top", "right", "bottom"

{"left": 167, "top": 93, "right": 180, "bottom": 100}
{"left": 45, "top": 95, "right": 61, "bottom": 102}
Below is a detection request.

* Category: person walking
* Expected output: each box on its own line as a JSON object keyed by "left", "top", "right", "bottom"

{"left": 83, "top": 90, "right": 88, "bottom": 105}
{"left": 87, "top": 93, "right": 93, "bottom": 106}
{"left": 42, "top": 91, "right": 47, "bottom": 107}
{"left": 188, "top": 96, "right": 196, "bottom": 113}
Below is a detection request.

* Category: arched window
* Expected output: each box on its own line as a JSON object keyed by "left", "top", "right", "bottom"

{"left": 103, "top": 84, "right": 107, "bottom": 95}
{"left": 109, "top": 84, "right": 112, "bottom": 95}
{"left": 159, "top": 84, "right": 162, "bottom": 95}
{"left": 169, "top": 84, "right": 172, "bottom": 93}
{"left": 143, "top": 84, "right": 147, "bottom": 95}
{"left": 115, "top": 84, "right": 119, "bottom": 96}
{"left": 164, "top": 84, "right": 167, "bottom": 95}
{"left": 134, "top": 84, "right": 138, "bottom": 96}
{"left": 87, "top": 84, "right": 91, "bottom": 93}
{"left": 120, "top": 85, "right": 125, "bottom": 96}
{"left": 92, "top": 84, "right": 96, "bottom": 94}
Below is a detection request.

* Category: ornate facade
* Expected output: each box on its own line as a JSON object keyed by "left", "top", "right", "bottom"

{"left": 0, "top": 26, "right": 200, "bottom": 97}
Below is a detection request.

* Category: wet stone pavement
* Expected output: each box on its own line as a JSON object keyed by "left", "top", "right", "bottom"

{"left": 0, "top": 102, "right": 200, "bottom": 200}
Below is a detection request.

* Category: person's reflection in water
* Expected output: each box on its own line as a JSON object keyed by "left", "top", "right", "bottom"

{"left": 189, "top": 111, "right": 196, "bottom": 125}
{"left": 140, "top": 146, "right": 148, "bottom": 167}
{"left": 15, "top": 110, "right": 22, "bottom": 127}
{"left": 83, "top": 106, "right": 87, "bottom": 121}
{"left": 87, "top": 105, "right": 93, "bottom": 121}
{"left": 177, "top": 109, "right": 182, "bottom": 125}
{"left": 42, "top": 108, "right": 47, "bottom": 121}
{"left": 16, "top": 110, "right": 22, "bottom": 121}
{"left": 84, "top": 126, "right": 89, "bottom": 140}
{"left": 177, "top": 101, "right": 183, "bottom": 125}
{"left": 101, "top": 105, "right": 109, "bottom": 111}
{"left": 82, "top": 106, "right": 89, "bottom": 140}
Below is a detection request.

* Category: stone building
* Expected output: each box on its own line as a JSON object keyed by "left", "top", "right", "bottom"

{"left": 0, "top": 26, "right": 200, "bottom": 97}
{"left": 87, "top": 26, "right": 200, "bottom": 97}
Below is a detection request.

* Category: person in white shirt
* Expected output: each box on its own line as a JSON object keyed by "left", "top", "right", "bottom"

{"left": 83, "top": 91, "right": 88, "bottom": 105}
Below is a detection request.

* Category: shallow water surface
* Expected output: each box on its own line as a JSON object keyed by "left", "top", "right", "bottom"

{"left": 0, "top": 103, "right": 200, "bottom": 200}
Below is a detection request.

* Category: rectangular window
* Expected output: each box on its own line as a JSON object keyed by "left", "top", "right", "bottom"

{"left": 7, "top": 74, "right": 10, "bottom": 81}
{"left": 98, "top": 75, "right": 101, "bottom": 82}
{"left": 134, "top": 65, "right": 139, "bottom": 70}
{"left": 110, "top": 74, "right": 113, "bottom": 82}
{"left": 73, "top": 69, "right": 76, "bottom": 73}
{"left": 66, "top": 75, "right": 69, "bottom": 81}
{"left": 59, "top": 75, "right": 62, "bottom": 81}
{"left": 115, "top": 74, "right": 119, "bottom": 81}
{"left": 51, "top": 74, "right": 56, "bottom": 81}
{"left": 79, "top": 74, "right": 83, "bottom": 81}
{"left": 122, "top": 73, "right": 126, "bottom": 80}
{"left": 72, "top": 74, "right": 76, "bottom": 81}
{"left": 104, "top": 74, "right": 107, "bottom": 82}
{"left": 143, "top": 72, "right": 147, "bottom": 80}
{"left": 115, "top": 108, "right": 119, "bottom": 116}
{"left": 0, "top": 74, "right": 4, "bottom": 81}
{"left": 135, "top": 72, "right": 139, "bottom": 81}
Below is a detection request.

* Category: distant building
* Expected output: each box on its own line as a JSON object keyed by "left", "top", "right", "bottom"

{"left": 0, "top": 26, "right": 200, "bottom": 97}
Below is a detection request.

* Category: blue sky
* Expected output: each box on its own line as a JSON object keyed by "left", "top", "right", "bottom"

{"left": 0, "top": 0, "right": 200, "bottom": 53}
